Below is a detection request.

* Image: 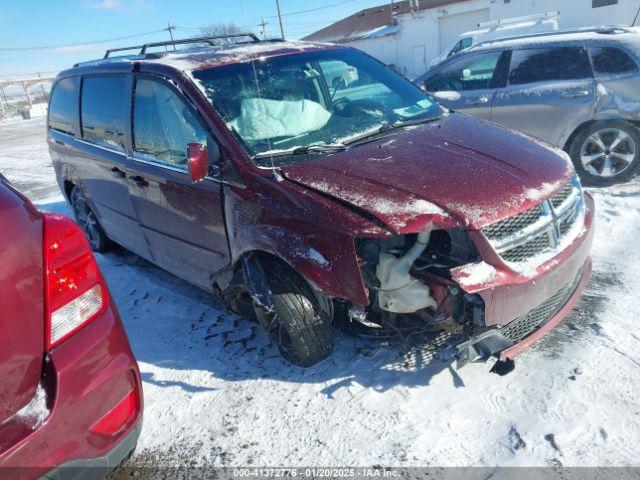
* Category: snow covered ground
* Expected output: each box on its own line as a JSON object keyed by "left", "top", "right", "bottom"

{"left": 1, "top": 117, "right": 640, "bottom": 470}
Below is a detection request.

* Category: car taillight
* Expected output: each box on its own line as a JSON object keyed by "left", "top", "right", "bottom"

{"left": 44, "top": 213, "right": 106, "bottom": 349}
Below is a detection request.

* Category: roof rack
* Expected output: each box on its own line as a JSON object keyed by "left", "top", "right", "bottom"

{"left": 477, "top": 11, "right": 559, "bottom": 29}
{"left": 472, "top": 25, "right": 634, "bottom": 50}
{"left": 103, "top": 33, "right": 260, "bottom": 59}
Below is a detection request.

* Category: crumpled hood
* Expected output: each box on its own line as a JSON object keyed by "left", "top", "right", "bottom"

{"left": 281, "top": 113, "right": 573, "bottom": 232}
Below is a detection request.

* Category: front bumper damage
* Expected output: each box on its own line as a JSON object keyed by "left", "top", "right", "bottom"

{"left": 446, "top": 193, "right": 595, "bottom": 369}
{"left": 451, "top": 259, "right": 591, "bottom": 369}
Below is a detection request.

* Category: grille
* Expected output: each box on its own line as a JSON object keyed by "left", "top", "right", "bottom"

{"left": 482, "top": 205, "right": 543, "bottom": 241}
{"left": 550, "top": 182, "right": 573, "bottom": 209}
{"left": 501, "top": 272, "right": 581, "bottom": 341}
{"left": 482, "top": 179, "right": 584, "bottom": 265}
{"left": 500, "top": 232, "right": 550, "bottom": 263}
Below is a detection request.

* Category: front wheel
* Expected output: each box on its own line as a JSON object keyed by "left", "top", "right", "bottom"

{"left": 69, "top": 186, "right": 112, "bottom": 252}
{"left": 251, "top": 259, "right": 334, "bottom": 367}
{"left": 570, "top": 120, "right": 640, "bottom": 187}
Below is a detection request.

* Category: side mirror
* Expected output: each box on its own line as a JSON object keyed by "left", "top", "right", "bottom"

{"left": 187, "top": 143, "right": 209, "bottom": 183}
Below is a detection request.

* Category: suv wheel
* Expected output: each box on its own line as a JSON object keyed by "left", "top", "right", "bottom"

{"left": 251, "top": 259, "right": 334, "bottom": 367}
{"left": 570, "top": 120, "right": 640, "bottom": 187}
{"left": 69, "top": 186, "right": 112, "bottom": 252}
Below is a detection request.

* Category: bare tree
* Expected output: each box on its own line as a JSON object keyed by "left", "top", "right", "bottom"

{"left": 200, "top": 22, "right": 243, "bottom": 38}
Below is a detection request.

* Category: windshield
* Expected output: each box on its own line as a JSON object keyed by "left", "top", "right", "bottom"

{"left": 192, "top": 48, "right": 441, "bottom": 166}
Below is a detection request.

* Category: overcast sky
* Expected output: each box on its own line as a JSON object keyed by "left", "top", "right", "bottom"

{"left": 0, "top": 0, "right": 385, "bottom": 78}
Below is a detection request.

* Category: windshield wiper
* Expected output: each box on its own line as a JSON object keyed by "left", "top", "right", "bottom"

{"left": 342, "top": 116, "right": 442, "bottom": 147}
{"left": 253, "top": 143, "right": 347, "bottom": 159}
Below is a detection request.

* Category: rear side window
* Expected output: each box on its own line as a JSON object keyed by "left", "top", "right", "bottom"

{"left": 590, "top": 46, "right": 638, "bottom": 75}
{"left": 48, "top": 77, "right": 78, "bottom": 135}
{"left": 132, "top": 78, "right": 208, "bottom": 167}
{"left": 81, "top": 75, "right": 128, "bottom": 151}
{"left": 509, "top": 47, "right": 592, "bottom": 85}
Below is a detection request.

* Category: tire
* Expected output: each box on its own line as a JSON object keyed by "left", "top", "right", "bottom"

{"left": 69, "top": 186, "right": 112, "bottom": 252}
{"left": 569, "top": 120, "right": 640, "bottom": 187}
{"left": 252, "top": 258, "right": 334, "bottom": 367}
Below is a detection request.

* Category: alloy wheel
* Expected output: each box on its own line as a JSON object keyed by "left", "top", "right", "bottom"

{"left": 580, "top": 128, "right": 636, "bottom": 178}
{"left": 70, "top": 189, "right": 101, "bottom": 250}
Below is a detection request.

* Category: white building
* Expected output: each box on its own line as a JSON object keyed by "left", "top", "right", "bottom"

{"left": 304, "top": 0, "right": 640, "bottom": 78}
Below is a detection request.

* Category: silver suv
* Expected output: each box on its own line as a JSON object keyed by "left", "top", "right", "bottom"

{"left": 416, "top": 27, "right": 640, "bottom": 186}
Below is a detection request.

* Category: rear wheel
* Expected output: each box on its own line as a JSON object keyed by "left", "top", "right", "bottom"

{"left": 251, "top": 259, "right": 334, "bottom": 367}
{"left": 570, "top": 120, "right": 640, "bottom": 187}
{"left": 69, "top": 186, "right": 112, "bottom": 252}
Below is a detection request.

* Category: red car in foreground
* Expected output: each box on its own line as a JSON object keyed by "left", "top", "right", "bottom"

{"left": 0, "top": 175, "right": 142, "bottom": 479}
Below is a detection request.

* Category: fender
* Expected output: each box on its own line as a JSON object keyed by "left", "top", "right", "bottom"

{"left": 223, "top": 182, "right": 372, "bottom": 307}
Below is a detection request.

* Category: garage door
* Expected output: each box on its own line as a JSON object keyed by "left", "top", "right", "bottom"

{"left": 438, "top": 8, "right": 490, "bottom": 55}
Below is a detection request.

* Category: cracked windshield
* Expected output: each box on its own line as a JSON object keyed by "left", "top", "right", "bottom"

{"left": 193, "top": 49, "right": 441, "bottom": 166}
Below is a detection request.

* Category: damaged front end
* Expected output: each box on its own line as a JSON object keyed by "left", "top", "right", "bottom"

{"left": 351, "top": 227, "right": 496, "bottom": 366}
{"left": 343, "top": 178, "right": 594, "bottom": 372}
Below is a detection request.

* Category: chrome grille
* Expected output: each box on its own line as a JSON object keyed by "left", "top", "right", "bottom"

{"left": 482, "top": 177, "right": 585, "bottom": 265}
{"left": 502, "top": 271, "right": 582, "bottom": 341}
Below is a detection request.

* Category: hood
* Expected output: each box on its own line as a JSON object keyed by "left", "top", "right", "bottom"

{"left": 281, "top": 113, "right": 573, "bottom": 232}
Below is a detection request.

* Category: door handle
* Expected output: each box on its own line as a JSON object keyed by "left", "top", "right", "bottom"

{"left": 110, "top": 167, "right": 126, "bottom": 179}
{"left": 465, "top": 96, "right": 490, "bottom": 105}
{"left": 561, "top": 90, "right": 590, "bottom": 98}
{"left": 129, "top": 175, "right": 149, "bottom": 188}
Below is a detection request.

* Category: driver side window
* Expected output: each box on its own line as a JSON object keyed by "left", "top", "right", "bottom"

{"left": 133, "top": 78, "right": 208, "bottom": 168}
{"left": 425, "top": 52, "right": 502, "bottom": 92}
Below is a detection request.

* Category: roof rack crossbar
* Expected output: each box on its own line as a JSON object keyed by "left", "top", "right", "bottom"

{"left": 103, "top": 33, "right": 260, "bottom": 59}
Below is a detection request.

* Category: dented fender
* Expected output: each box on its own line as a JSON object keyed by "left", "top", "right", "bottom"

{"left": 223, "top": 177, "right": 375, "bottom": 306}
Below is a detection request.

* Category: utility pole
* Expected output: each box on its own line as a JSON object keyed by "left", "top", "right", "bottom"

{"left": 258, "top": 17, "right": 269, "bottom": 40}
{"left": 166, "top": 22, "right": 176, "bottom": 50}
{"left": 275, "top": 0, "right": 285, "bottom": 40}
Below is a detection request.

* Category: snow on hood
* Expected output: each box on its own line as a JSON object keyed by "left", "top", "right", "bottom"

{"left": 281, "top": 114, "right": 573, "bottom": 232}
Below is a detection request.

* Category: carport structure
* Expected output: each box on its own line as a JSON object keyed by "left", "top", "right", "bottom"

{"left": 0, "top": 75, "right": 55, "bottom": 118}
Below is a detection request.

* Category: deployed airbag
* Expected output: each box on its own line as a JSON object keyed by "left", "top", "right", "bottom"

{"left": 235, "top": 98, "right": 331, "bottom": 141}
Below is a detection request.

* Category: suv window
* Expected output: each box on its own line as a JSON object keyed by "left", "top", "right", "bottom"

{"left": 132, "top": 78, "right": 208, "bottom": 168}
{"left": 425, "top": 52, "right": 503, "bottom": 92}
{"left": 81, "top": 75, "right": 128, "bottom": 151}
{"left": 590, "top": 46, "right": 638, "bottom": 75}
{"left": 48, "top": 77, "right": 78, "bottom": 135}
{"left": 509, "top": 47, "right": 592, "bottom": 85}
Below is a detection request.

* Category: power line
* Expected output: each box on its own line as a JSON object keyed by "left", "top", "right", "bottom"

{"left": 0, "top": 28, "right": 168, "bottom": 52}
{"left": 264, "top": 0, "right": 359, "bottom": 19}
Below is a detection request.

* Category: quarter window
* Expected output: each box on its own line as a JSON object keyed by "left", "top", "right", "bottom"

{"left": 425, "top": 52, "right": 503, "bottom": 92}
{"left": 132, "top": 78, "right": 208, "bottom": 168}
{"left": 590, "top": 46, "right": 638, "bottom": 75}
{"left": 592, "top": 0, "right": 617, "bottom": 7}
{"left": 81, "top": 76, "right": 128, "bottom": 151}
{"left": 509, "top": 47, "right": 592, "bottom": 85}
{"left": 48, "top": 77, "right": 78, "bottom": 135}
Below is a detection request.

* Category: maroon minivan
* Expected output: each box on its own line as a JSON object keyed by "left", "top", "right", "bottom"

{"left": 0, "top": 175, "right": 142, "bottom": 479}
{"left": 48, "top": 35, "right": 594, "bottom": 369}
